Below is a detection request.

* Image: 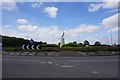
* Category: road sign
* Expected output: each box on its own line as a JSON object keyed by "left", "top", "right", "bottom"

{"left": 22, "top": 45, "right": 41, "bottom": 50}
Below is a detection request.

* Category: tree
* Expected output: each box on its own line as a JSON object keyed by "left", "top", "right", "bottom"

{"left": 2, "top": 35, "right": 29, "bottom": 47}
{"left": 58, "top": 42, "right": 60, "bottom": 45}
{"left": 63, "top": 42, "right": 77, "bottom": 47}
{"left": 94, "top": 41, "right": 101, "bottom": 46}
{"left": 84, "top": 40, "right": 89, "bottom": 45}
{"left": 73, "top": 41, "right": 77, "bottom": 44}
{"left": 79, "top": 43, "right": 83, "bottom": 45}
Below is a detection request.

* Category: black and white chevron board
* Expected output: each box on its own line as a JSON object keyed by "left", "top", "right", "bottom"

{"left": 22, "top": 45, "right": 41, "bottom": 50}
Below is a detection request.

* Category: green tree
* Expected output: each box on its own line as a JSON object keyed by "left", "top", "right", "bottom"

{"left": 94, "top": 41, "right": 101, "bottom": 46}
{"left": 2, "top": 35, "right": 48, "bottom": 47}
{"left": 63, "top": 42, "right": 77, "bottom": 47}
{"left": 79, "top": 43, "right": 83, "bottom": 45}
{"left": 84, "top": 40, "right": 89, "bottom": 45}
{"left": 58, "top": 42, "right": 60, "bottom": 45}
{"left": 73, "top": 41, "right": 77, "bottom": 44}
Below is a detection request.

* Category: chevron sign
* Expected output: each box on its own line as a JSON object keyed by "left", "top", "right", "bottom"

{"left": 22, "top": 45, "right": 41, "bottom": 50}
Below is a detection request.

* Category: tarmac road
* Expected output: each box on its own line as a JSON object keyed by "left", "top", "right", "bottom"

{"left": 2, "top": 55, "right": 119, "bottom": 78}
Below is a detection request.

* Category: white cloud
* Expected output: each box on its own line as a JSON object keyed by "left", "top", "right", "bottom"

{"left": 2, "top": 23, "right": 100, "bottom": 44}
{"left": 88, "top": 3, "right": 102, "bottom": 12}
{"left": 31, "top": 2, "right": 42, "bottom": 8}
{"left": 94, "top": 34, "right": 106, "bottom": 44}
{"left": 100, "top": 12, "right": 119, "bottom": 44}
{"left": 43, "top": 6, "right": 58, "bottom": 18}
{"left": 2, "top": 25, "right": 27, "bottom": 39}
{"left": 102, "top": 2, "right": 118, "bottom": 9}
{"left": 0, "top": 0, "right": 18, "bottom": 11}
{"left": 17, "top": 19, "right": 28, "bottom": 24}
{"left": 89, "top": 33, "right": 118, "bottom": 45}
{"left": 18, "top": 25, "right": 38, "bottom": 32}
{"left": 105, "top": 9, "right": 118, "bottom": 13}
{"left": 102, "top": 0, "right": 119, "bottom": 2}
{"left": 108, "top": 27, "right": 119, "bottom": 33}
{"left": 101, "top": 13, "right": 118, "bottom": 28}
{"left": 74, "top": 24, "right": 99, "bottom": 33}
{"left": 16, "top": 24, "right": 99, "bottom": 43}
{"left": 88, "top": 2, "right": 118, "bottom": 12}
{"left": 65, "top": 24, "right": 99, "bottom": 39}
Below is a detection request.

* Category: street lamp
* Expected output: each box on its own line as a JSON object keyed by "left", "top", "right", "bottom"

{"left": 110, "top": 30, "right": 113, "bottom": 45}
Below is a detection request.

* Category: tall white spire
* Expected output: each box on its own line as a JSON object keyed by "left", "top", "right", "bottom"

{"left": 60, "top": 31, "right": 65, "bottom": 48}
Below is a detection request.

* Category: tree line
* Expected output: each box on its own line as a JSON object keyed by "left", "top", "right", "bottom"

{"left": 1, "top": 35, "right": 47, "bottom": 47}
{"left": 1, "top": 35, "right": 118, "bottom": 47}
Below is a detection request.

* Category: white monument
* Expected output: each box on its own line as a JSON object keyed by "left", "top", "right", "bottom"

{"left": 60, "top": 31, "right": 65, "bottom": 48}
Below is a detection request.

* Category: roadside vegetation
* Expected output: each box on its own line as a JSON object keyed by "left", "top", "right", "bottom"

{"left": 1, "top": 35, "right": 120, "bottom": 52}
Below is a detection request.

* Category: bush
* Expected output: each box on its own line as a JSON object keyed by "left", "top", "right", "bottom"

{"left": 41, "top": 44, "right": 59, "bottom": 47}
{"left": 94, "top": 41, "right": 101, "bottom": 46}
{"left": 63, "top": 43, "right": 77, "bottom": 47}
{"left": 41, "top": 47, "right": 60, "bottom": 52}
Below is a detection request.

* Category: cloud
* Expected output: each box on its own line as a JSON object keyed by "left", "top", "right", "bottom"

{"left": 16, "top": 24, "right": 99, "bottom": 43}
{"left": 94, "top": 34, "right": 106, "bottom": 43}
{"left": 0, "top": 0, "right": 18, "bottom": 11}
{"left": 89, "top": 33, "right": 118, "bottom": 45}
{"left": 2, "top": 23, "right": 100, "bottom": 44}
{"left": 18, "top": 25, "right": 38, "bottom": 32}
{"left": 108, "top": 27, "right": 119, "bottom": 33}
{"left": 105, "top": 9, "right": 118, "bottom": 13}
{"left": 2, "top": 25, "right": 27, "bottom": 39}
{"left": 17, "top": 19, "right": 28, "bottom": 24}
{"left": 101, "top": 13, "right": 118, "bottom": 28}
{"left": 88, "top": 3, "right": 102, "bottom": 12}
{"left": 43, "top": 6, "right": 58, "bottom": 18}
{"left": 88, "top": 2, "right": 118, "bottom": 12}
{"left": 73, "top": 24, "right": 99, "bottom": 33}
{"left": 31, "top": 2, "right": 42, "bottom": 8}
{"left": 102, "top": 2, "right": 118, "bottom": 9}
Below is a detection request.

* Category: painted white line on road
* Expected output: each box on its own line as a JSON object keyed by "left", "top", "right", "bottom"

{"left": 17, "top": 59, "right": 39, "bottom": 62}
{"left": 38, "top": 57, "right": 74, "bottom": 58}
{"left": 92, "top": 71, "right": 98, "bottom": 74}
{"left": 48, "top": 61, "right": 53, "bottom": 64}
{"left": 3, "top": 59, "right": 118, "bottom": 63}
{"left": 55, "top": 64, "right": 59, "bottom": 65}
{"left": 61, "top": 65, "right": 75, "bottom": 68}
{"left": 41, "top": 62, "right": 45, "bottom": 63}
{"left": 69, "top": 60, "right": 118, "bottom": 62}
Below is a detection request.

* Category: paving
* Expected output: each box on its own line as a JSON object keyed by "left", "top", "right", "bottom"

{"left": 2, "top": 53, "right": 119, "bottom": 78}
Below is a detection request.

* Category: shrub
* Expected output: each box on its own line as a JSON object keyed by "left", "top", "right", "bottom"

{"left": 41, "top": 44, "right": 59, "bottom": 47}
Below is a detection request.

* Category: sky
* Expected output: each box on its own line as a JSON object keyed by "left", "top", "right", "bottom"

{"left": 1, "top": 0, "right": 119, "bottom": 45}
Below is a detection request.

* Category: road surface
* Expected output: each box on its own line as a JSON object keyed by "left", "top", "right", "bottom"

{"left": 2, "top": 55, "right": 119, "bottom": 78}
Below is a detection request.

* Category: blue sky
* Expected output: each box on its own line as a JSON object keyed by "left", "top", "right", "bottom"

{"left": 1, "top": 1, "right": 119, "bottom": 45}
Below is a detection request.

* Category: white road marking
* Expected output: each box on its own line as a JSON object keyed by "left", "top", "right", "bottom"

{"left": 10, "top": 52, "right": 14, "bottom": 55}
{"left": 48, "top": 61, "right": 53, "bottom": 64}
{"left": 61, "top": 65, "right": 74, "bottom": 68}
{"left": 17, "top": 59, "right": 39, "bottom": 62}
{"left": 92, "top": 71, "right": 98, "bottom": 74}
{"left": 3, "top": 59, "right": 117, "bottom": 63}
{"left": 69, "top": 60, "right": 118, "bottom": 62}
{"left": 41, "top": 62, "right": 45, "bottom": 63}
{"left": 55, "top": 64, "right": 59, "bottom": 65}
{"left": 4, "top": 56, "right": 74, "bottom": 58}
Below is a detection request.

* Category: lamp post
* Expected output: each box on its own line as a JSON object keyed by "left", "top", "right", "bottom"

{"left": 77, "top": 33, "right": 79, "bottom": 44}
{"left": 110, "top": 30, "right": 113, "bottom": 45}
{"left": 106, "top": 37, "right": 108, "bottom": 45}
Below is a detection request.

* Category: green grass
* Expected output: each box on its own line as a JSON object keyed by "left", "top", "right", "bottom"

{"left": 2, "top": 46, "right": 120, "bottom": 52}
